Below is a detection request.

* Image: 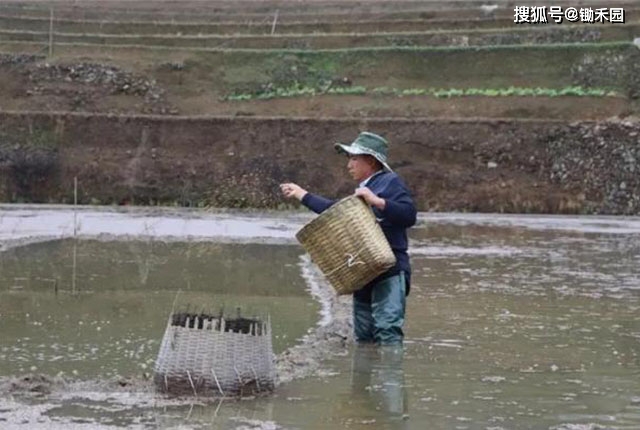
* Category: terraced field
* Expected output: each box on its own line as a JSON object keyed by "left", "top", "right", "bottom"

{"left": 1, "top": 0, "right": 639, "bottom": 213}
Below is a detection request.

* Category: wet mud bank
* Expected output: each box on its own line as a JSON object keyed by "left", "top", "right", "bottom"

{"left": 1, "top": 112, "right": 639, "bottom": 214}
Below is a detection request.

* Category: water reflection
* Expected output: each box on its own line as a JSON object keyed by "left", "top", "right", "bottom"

{"left": 0, "top": 240, "right": 317, "bottom": 377}
{"left": 349, "top": 344, "right": 409, "bottom": 428}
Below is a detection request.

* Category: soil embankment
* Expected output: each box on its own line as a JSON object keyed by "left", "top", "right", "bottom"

{"left": 0, "top": 112, "right": 638, "bottom": 214}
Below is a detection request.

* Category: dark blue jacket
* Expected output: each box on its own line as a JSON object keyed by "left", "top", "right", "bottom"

{"left": 300, "top": 171, "right": 417, "bottom": 296}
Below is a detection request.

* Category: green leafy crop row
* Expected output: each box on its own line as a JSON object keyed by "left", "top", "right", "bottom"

{"left": 225, "top": 85, "right": 616, "bottom": 101}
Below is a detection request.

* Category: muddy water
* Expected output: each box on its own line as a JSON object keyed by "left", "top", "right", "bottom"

{"left": 1, "top": 208, "right": 639, "bottom": 429}
{"left": 0, "top": 240, "right": 316, "bottom": 378}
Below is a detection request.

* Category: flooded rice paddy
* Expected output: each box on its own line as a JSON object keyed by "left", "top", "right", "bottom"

{"left": 0, "top": 206, "right": 639, "bottom": 429}
{"left": 0, "top": 240, "right": 315, "bottom": 377}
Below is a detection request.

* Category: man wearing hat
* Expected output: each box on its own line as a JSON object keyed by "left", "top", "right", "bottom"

{"left": 280, "top": 131, "right": 416, "bottom": 345}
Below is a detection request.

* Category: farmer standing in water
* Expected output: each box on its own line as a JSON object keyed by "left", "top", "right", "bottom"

{"left": 280, "top": 131, "right": 416, "bottom": 345}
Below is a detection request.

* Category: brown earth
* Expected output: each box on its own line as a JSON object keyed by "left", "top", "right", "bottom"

{"left": 1, "top": 51, "right": 637, "bottom": 120}
{"left": 1, "top": 0, "right": 639, "bottom": 214}
{"left": 0, "top": 54, "right": 175, "bottom": 114}
{"left": 2, "top": 0, "right": 637, "bottom": 17}
{"left": 2, "top": 41, "right": 638, "bottom": 100}
{"left": 1, "top": 62, "right": 632, "bottom": 119}
{"left": 1, "top": 112, "right": 638, "bottom": 214}
{"left": 3, "top": 24, "right": 636, "bottom": 51}
{"left": 184, "top": 95, "right": 634, "bottom": 120}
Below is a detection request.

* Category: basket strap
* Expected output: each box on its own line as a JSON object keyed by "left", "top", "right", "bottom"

{"left": 324, "top": 251, "right": 366, "bottom": 277}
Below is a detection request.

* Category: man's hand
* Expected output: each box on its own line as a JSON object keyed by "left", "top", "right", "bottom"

{"left": 355, "top": 187, "right": 385, "bottom": 210}
{"left": 280, "top": 183, "right": 308, "bottom": 201}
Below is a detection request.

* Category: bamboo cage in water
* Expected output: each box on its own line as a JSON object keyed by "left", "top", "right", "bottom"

{"left": 153, "top": 309, "right": 275, "bottom": 397}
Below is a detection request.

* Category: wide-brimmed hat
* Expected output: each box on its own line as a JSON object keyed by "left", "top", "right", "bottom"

{"left": 334, "top": 131, "right": 392, "bottom": 172}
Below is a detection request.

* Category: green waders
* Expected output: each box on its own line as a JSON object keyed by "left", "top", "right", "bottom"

{"left": 353, "top": 272, "right": 406, "bottom": 345}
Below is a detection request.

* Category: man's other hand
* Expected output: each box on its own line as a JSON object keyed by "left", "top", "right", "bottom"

{"left": 354, "top": 187, "right": 386, "bottom": 210}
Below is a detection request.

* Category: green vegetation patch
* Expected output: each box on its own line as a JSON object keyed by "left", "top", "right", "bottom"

{"left": 225, "top": 85, "right": 615, "bottom": 101}
{"left": 1, "top": 40, "right": 637, "bottom": 97}
{"left": 209, "top": 42, "right": 637, "bottom": 97}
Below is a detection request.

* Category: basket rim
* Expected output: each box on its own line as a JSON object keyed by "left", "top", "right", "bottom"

{"left": 296, "top": 195, "right": 370, "bottom": 240}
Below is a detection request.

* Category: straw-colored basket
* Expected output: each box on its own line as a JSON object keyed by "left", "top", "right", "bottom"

{"left": 296, "top": 195, "right": 396, "bottom": 295}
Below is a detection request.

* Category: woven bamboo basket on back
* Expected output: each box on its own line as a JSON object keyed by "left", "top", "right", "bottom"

{"left": 296, "top": 195, "right": 396, "bottom": 295}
